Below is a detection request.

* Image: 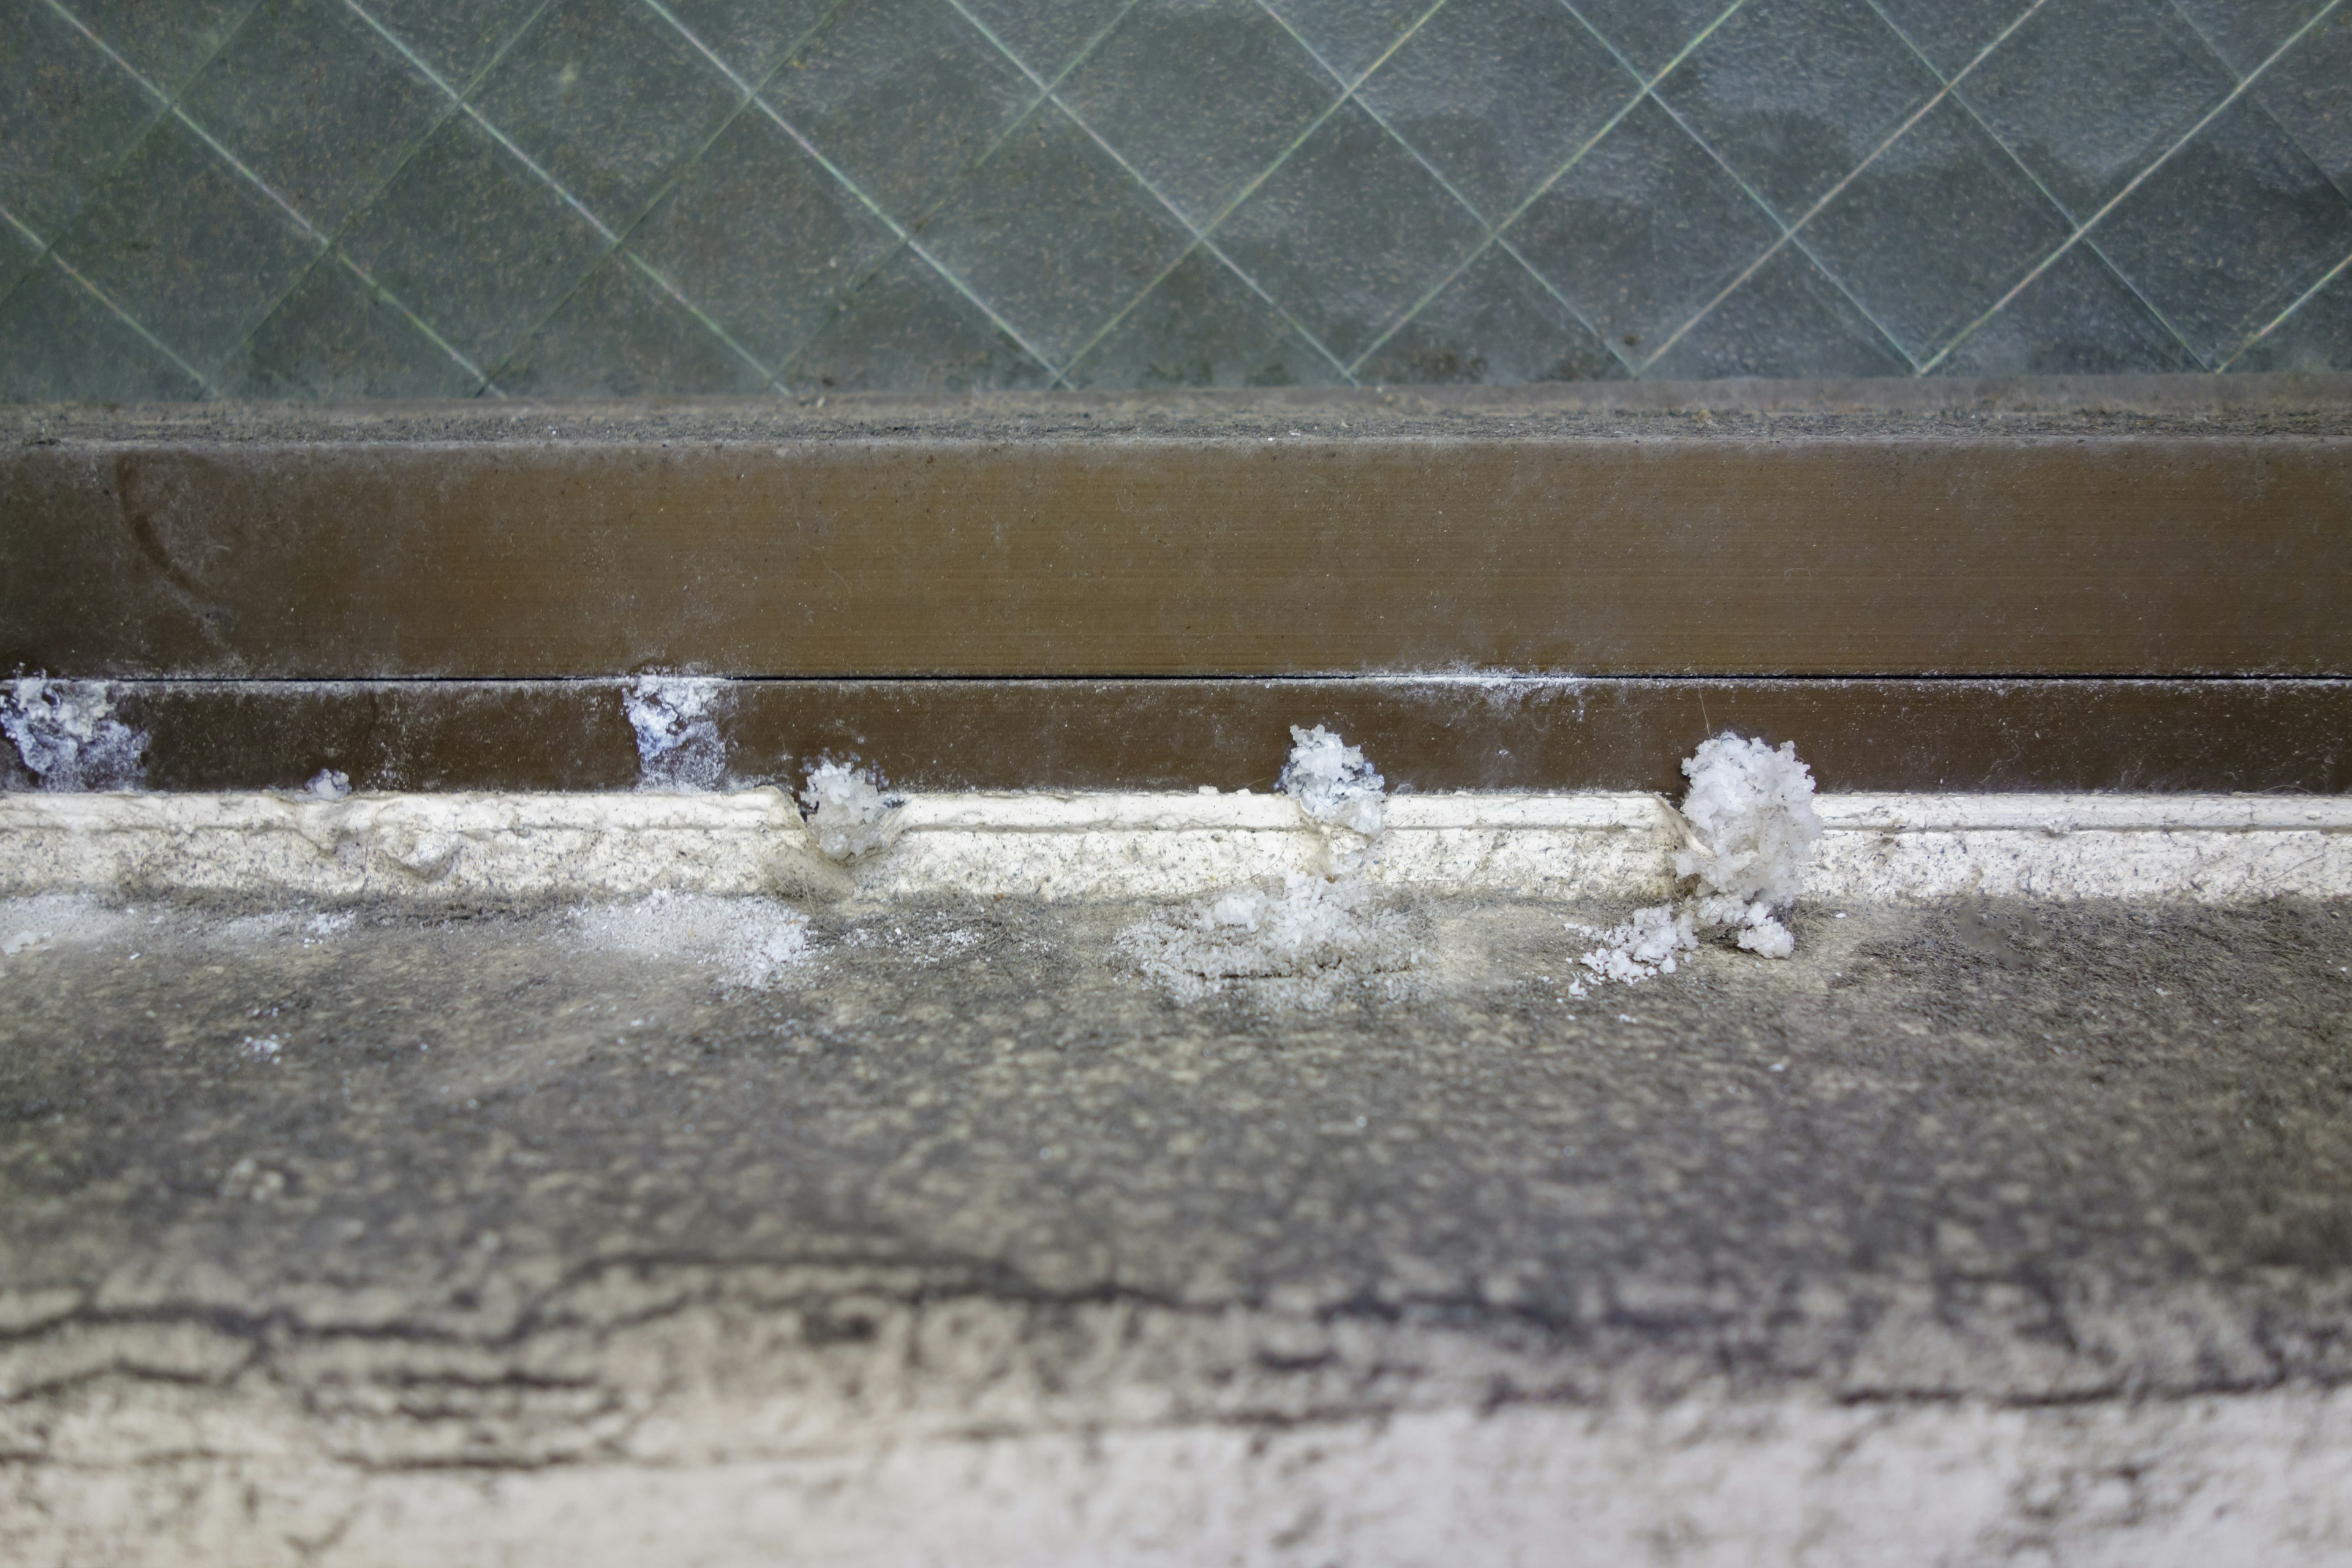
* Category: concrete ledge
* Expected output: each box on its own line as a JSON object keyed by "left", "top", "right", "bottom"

{"left": 4, "top": 790, "right": 2346, "bottom": 903}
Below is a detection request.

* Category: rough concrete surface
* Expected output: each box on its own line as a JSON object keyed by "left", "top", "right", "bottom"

{"left": 1, "top": 889, "right": 2350, "bottom": 1563}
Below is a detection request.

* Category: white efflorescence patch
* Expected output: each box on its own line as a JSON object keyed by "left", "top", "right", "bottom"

{"left": 624, "top": 676, "right": 728, "bottom": 791}
{"left": 1574, "top": 733, "right": 1823, "bottom": 984}
{"left": 1123, "top": 726, "right": 1412, "bottom": 1008}
{"left": 1280, "top": 724, "right": 1387, "bottom": 839}
{"left": 1, "top": 676, "right": 146, "bottom": 791}
{"left": 306, "top": 769, "right": 352, "bottom": 799}
{"left": 0, "top": 894, "right": 140, "bottom": 957}
{"left": 569, "top": 892, "right": 812, "bottom": 991}
{"left": 801, "top": 760, "right": 899, "bottom": 861}
{"left": 1116, "top": 870, "right": 1417, "bottom": 1009}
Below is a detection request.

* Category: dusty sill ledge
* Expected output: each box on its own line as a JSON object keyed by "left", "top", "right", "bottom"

{"left": 2, "top": 790, "right": 2346, "bottom": 904}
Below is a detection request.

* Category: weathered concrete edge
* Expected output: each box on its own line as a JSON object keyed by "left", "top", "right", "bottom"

{"left": 9, "top": 1392, "right": 2351, "bottom": 1567}
{"left": 3, "top": 791, "right": 2346, "bottom": 903}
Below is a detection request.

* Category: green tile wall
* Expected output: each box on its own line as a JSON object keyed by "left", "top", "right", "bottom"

{"left": 2, "top": 0, "right": 2347, "bottom": 398}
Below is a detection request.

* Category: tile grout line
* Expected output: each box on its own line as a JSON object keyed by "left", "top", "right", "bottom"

{"left": 669, "top": 5, "right": 1098, "bottom": 387}
{"left": 1031, "top": 0, "right": 1462, "bottom": 386}
{"left": 891, "top": 0, "right": 1251, "bottom": 389}
{"left": 328, "top": 0, "right": 616, "bottom": 396}
{"left": 2216, "top": 242, "right": 2352, "bottom": 369}
{"left": 0, "top": 202, "right": 46, "bottom": 252}
{"left": 0, "top": 197, "right": 215, "bottom": 392}
{"left": 1631, "top": 0, "right": 2067, "bottom": 376}
{"left": 1341, "top": 0, "right": 1758, "bottom": 377}
{"left": 1621, "top": 1, "right": 2024, "bottom": 380}
{"left": 346, "top": 0, "right": 783, "bottom": 395}
{"left": 1858, "top": 0, "right": 2209, "bottom": 372}
{"left": 1235, "top": 0, "right": 1559, "bottom": 383}
{"left": 7, "top": 0, "right": 272, "bottom": 389}
{"left": 43, "top": 0, "right": 488, "bottom": 399}
{"left": 1918, "top": 0, "right": 2346, "bottom": 375}
{"left": 936, "top": 0, "right": 1359, "bottom": 386}
{"left": 1, "top": 0, "right": 262, "bottom": 313}
{"left": 1412, "top": 0, "right": 1761, "bottom": 379}
{"left": 764, "top": 0, "right": 1172, "bottom": 389}
{"left": 2158, "top": 0, "right": 2250, "bottom": 85}
{"left": 198, "top": 0, "right": 564, "bottom": 398}
{"left": 1280, "top": 4, "right": 1637, "bottom": 379}
{"left": 462, "top": 0, "right": 858, "bottom": 396}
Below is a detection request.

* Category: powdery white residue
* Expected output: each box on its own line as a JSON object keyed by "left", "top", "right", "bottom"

{"left": 570, "top": 892, "right": 812, "bottom": 991}
{"left": 1575, "top": 732, "right": 1822, "bottom": 985}
{"left": 0, "top": 894, "right": 138, "bottom": 957}
{"left": 1566, "top": 903, "right": 1696, "bottom": 987}
{"left": 624, "top": 676, "right": 728, "bottom": 791}
{"left": 1280, "top": 725, "right": 1386, "bottom": 839}
{"left": 1, "top": 676, "right": 146, "bottom": 791}
{"left": 801, "top": 760, "right": 897, "bottom": 861}
{"left": 1117, "top": 870, "right": 1417, "bottom": 1009}
{"left": 307, "top": 769, "right": 352, "bottom": 799}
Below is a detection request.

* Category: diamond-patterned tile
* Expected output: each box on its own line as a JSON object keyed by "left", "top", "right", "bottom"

{"left": 911, "top": 100, "right": 1192, "bottom": 365}
{"left": 1258, "top": 0, "right": 1433, "bottom": 83}
{"left": 1866, "top": 0, "right": 2034, "bottom": 79}
{"left": 1562, "top": 0, "right": 1738, "bottom": 78}
{"left": 1958, "top": 0, "right": 2235, "bottom": 221}
{"left": 0, "top": 258, "right": 206, "bottom": 400}
{"left": 2094, "top": 93, "right": 2352, "bottom": 365}
{"left": 470, "top": 0, "right": 745, "bottom": 225}
{"left": 1644, "top": 243, "right": 1907, "bottom": 377}
{"left": 954, "top": 0, "right": 1131, "bottom": 81}
{"left": 50, "top": 115, "right": 323, "bottom": 375}
{"left": 1212, "top": 97, "right": 1486, "bottom": 364}
{"left": 4, "top": 0, "right": 2350, "bottom": 398}
{"left": 1356, "top": 244, "right": 1624, "bottom": 383}
{"left": 224, "top": 255, "right": 483, "bottom": 398}
{"left": 624, "top": 108, "right": 899, "bottom": 369}
{"left": 1655, "top": 0, "right": 1939, "bottom": 224}
{"left": 762, "top": 0, "right": 1038, "bottom": 223}
{"left": 2226, "top": 258, "right": 2351, "bottom": 371}
{"left": 494, "top": 253, "right": 772, "bottom": 394}
{"left": 2169, "top": 0, "right": 2329, "bottom": 77}
{"left": 334, "top": 112, "right": 611, "bottom": 371}
{"left": 1931, "top": 241, "right": 2200, "bottom": 374}
{"left": 1355, "top": 0, "right": 1639, "bottom": 224}
{"left": 2255, "top": 7, "right": 2352, "bottom": 202}
{"left": 0, "top": 0, "right": 166, "bottom": 242}
{"left": 655, "top": 0, "right": 840, "bottom": 81}
{"left": 1506, "top": 95, "right": 1781, "bottom": 361}
{"left": 1057, "top": 0, "right": 1336, "bottom": 227}
{"left": 1802, "top": 94, "right": 2070, "bottom": 363}
{"left": 783, "top": 244, "right": 1054, "bottom": 391}
{"left": 1060, "top": 244, "right": 1344, "bottom": 387}
{"left": 63, "top": 0, "right": 260, "bottom": 91}
{"left": 176, "top": 0, "right": 447, "bottom": 235}
{"left": 356, "top": 0, "right": 547, "bottom": 86}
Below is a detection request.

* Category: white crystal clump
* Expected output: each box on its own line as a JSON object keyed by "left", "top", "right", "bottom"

{"left": 1673, "top": 733, "right": 1822, "bottom": 958}
{"left": 1280, "top": 723, "right": 1386, "bottom": 838}
{"left": 1, "top": 676, "right": 146, "bottom": 791}
{"left": 801, "top": 760, "right": 897, "bottom": 861}
{"left": 1567, "top": 903, "right": 1698, "bottom": 987}
{"left": 624, "top": 675, "right": 726, "bottom": 791}
{"left": 1575, "top": 731, "right": 1822, "bottom": 984}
